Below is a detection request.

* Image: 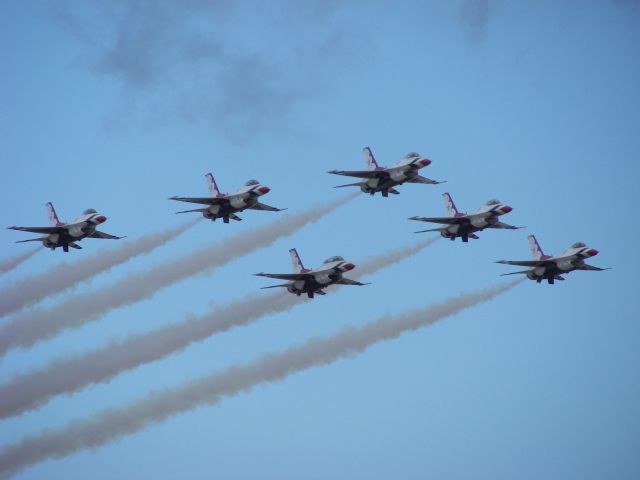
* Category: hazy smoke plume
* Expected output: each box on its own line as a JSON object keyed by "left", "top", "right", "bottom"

{"left": 0, "top": 249, "right": 39, "bottom": 275}
{"left": 0, "top": 279, "right": 521, "bottom": 477}
{"left": 0, "top": 221, "right": 196, "bottom": 318}
{"left": 0, "top": 195, "right": 354, "bottom": 357}
{"left": 0, "top": 238, "right": 437, "bottom": 419}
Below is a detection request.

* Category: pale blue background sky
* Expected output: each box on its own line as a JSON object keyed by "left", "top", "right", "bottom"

{"left": 1, "top": 1, "right": 639, "bottom": 479}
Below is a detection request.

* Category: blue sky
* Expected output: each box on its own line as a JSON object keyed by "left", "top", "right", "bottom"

{"left": 1, "top": 1, "right": 639, "bottom": 478}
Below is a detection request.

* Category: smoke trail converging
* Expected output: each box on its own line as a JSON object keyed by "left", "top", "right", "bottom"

{"left": 0, "top": 221, "right": 197, "bottom": 318}
{"left": 0, "top": 279, "right": 521, "bottom": 477}
{"left": 0, "top": 238, "right": 437, "bottom": 419}
{"left": 0, "top": 249, "right": 39, "bottom": 275}
{"left": 0, "top": 195, "right": 354, "bottom": 357}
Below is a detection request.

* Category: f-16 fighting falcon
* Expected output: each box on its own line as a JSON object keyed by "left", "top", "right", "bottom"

{"left": 328, "top": 147, "right": 444, "bottom": 197}
{"left": 8, "top": 202, "right": 123, "bottom": 252}
{"left": 496, "top": 235, "right": 609, "bottom": 284}
{"left": 169, "top": 173, "right": 285, "bottom": 223}
{"left": 255, "top": 248, "right": 369, "bottom": 298}
{"left": 409, "top": 192, "right": 522, "bottom": 242}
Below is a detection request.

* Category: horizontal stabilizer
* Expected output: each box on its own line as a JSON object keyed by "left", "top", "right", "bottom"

{"left": 15, "top": 237, "right": 46, "bottom": 243}
{"left": 259, "top": 283, "right": 291, "bottom": 290}
{"left": 499, "top": 270, "right": 530, "bottom": 276}
{"left": 333, "top": 181, "right": 366, "bottom": 189}
{"left": 413, "top": 226, "right": 447, "bottom": 234}
{"left": 175, "top": 208, "right": 207, "bottom": 214}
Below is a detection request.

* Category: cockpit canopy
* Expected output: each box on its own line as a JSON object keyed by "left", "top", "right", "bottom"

{"left": 83, "top": 208, "right": 97, "bottom": 215}
{"left": 572, "top": 242, "right": 586, "bottom": 248}
{"left": 405, "top": 152, "right": 420, "bottom": 159}
{"left": 324, "top": 255, "right": 344, "bottom": 263}
{"left": 485, "top": 199, "right": 501, "bottom": 206}
{"left": 245, "top": 179, "right": 260, "bottom": 186}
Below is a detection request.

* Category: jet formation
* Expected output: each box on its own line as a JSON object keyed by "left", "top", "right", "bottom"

{"left": 7, "top": 146, "right": 608, "bottom": 286}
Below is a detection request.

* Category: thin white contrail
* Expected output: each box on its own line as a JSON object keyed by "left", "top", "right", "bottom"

{"left": 0, "top": 221, "right": 197, "bottom": 318}
{"left": 0, "top": 249, "right": 39, "bottom": 276}
{"left": 0, "top": 195, "right": 355, "bottom": 357}
{"left": 0, "top": 279, "right": 521, "bottom": 478}
{"left": 0, "top": 238, "right": 437, "bottom": 419}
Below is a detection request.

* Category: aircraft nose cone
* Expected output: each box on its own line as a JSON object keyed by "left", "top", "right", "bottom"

{"left": 343, "top": 262, "right": 355, "bottom": 271}
{"left": 500, "top": 205, "right": 513, "bottom": 214}
{"left": 258, "top": 186, "right": 270, "bottom": 194}
{"left": 420, "top": 159, "right": 431, "bottom": 166}
{"left": 95, "top": 215, "right": 107, "bottom": 224}
{"left": 587, "top": 249, "right": 599, "bottom": 257}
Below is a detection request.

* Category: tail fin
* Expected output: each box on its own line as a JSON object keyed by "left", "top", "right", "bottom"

{"left": 442, "top": 193, "right": 460, "bottom": 216}
{"left": 362, "top": 147, "right": 380, "bottom": 170}
{"left": 204, "top": 173, "right": 221, "bottom": 197}
{"left": 45, "top": 202, "right": 62, "bottom": 226}
{"left": 528, "top": 235, "right": 545, "bottom": 260}
{"left": 289, "top": 248, "right": 306, "bottom": 273}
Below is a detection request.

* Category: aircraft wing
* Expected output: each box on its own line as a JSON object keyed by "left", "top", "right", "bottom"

{"left": 336, "top": 277, "right": 370, "bottom": 286}
{"left": 406, "top": 175, "right": 445, "bottom": 185}
{"left": 248, "top": 202, "right": 286, "bottom": 212}
{"left": 168, "top": 196, "right": 226, "bottom": 205}
{"left": 409, "top": 215, "right": 460, "bottom": 225}
{"left": 7, "top": 225, "right": 65, "bottom": 234}
{"left": 495, "top": 259, "right": 552, "bottom": 267}
{"left": 90, "top": 231, "right": 125, "bottom": 240}
{"left": 576, "top": 264, "right": 610, "bottom": 271}
{"left": 489, "top": 221, "right": 523, "bottom": 230}
{"left": 254, "top": 272, "right": 312, "bottom": 281}
{"left": 328, "top": 169, "right": 385, "bottom": 179}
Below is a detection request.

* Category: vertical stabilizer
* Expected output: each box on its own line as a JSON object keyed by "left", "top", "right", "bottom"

{"left": 362, "top": 147, "right": 380, "bottom": 170}
{"left": 205, "top": 173, "right": 221, "bottom": 197}
{"left": 442, "top": 193, "right": 460, "bottom": 216}
{"left": 289, "top": 248, "right": 306, "bottom": 273}
{"left": 528, "top": 235, "right": 545, "bottom": 260}
{"left": 45, "top": 202, "right": 62, "bottom": 226}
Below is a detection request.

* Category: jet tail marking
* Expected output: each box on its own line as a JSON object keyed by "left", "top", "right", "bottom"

{"left": 46, "top": 202, "right": 63, "bottom": 227}
{"left": 442, "top": 193, "right": 460, "bottom": 216}
{"left": 205, "top": 173, "right": 221, "bottom": 197}
{"left": 362, "top": 147, "right": 380, "bottom": 170}
{"left": 289, "top": 248, "right": 307, "bottom": 273}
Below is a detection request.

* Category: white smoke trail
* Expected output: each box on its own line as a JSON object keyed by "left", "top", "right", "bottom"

{"left": 0, "top": 221, "right": 197, "bottom": 318}
{"left": 0, "top": 279, "right": 521, "bottom": 478}
{"left": 0, "top": 249, "right": 39, "bottom": 276}
{"left": 0, "top": 195, "right": 354, "bottom": 357}
{"left": 0, "top": 238, "right": 437, "bottom": 419}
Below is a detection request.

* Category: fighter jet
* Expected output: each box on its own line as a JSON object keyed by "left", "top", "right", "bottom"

{"left": 255, "top": 248, "right": 369, "bottom": 298}
{"left": 7, "top": 202, "right": 123, "bottom": 252}
{"left": 328, "top": 147, "right": 444, "bottom": 197}
{"left": 169, "top": 173, "right": 285, "bottom": 223}
{"left": 496, "top": 235, "right": 609, "bottom": 284}
{"left": 409, "top": 192, "right": 522, "bottom": 242}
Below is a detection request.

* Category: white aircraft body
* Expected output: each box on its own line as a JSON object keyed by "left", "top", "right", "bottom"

{"left": 328, "top": 147, "right": 443, "bottom": 197}
{"left": 496, "top": 235, "right": 609, "bottom": 284}
{"left": 255, "top": 248, "right": 369, "bottom": 298}
{"left": 169, "top": 173, "right": 285, "bottom": 223}
{"left": 8, "top": 203, "right": 122, "bottom": 252}
{"left": 409, "top": 193, "right": 521, "bottom": 242}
